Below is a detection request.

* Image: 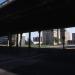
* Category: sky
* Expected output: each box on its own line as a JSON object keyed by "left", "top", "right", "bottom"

{"left": 0, "top": 0, "right": 6, "bottom": 4}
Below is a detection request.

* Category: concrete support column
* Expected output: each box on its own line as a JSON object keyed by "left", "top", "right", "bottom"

{"left": 20, "top": 33, "right": 22, "bottom": 47}
{"left": 8, "top": 33, "right": 12, "bottom": 47}
{"left": 16, "top": 33, "right": 18, "bottom": 47}
{"left": 57, "top": 29, "right": 59, "bottom": 45}
{"left": 61, "top": 28, "right": 65, "bottom": 49}
{"left": 39, "top": 31, "right": 41, "bottom": 48}
{"left": 29, "top": 32, "right": 31, "bottom": 48}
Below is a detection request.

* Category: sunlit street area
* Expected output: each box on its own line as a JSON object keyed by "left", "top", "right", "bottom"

{"left": 0, "top": 27, "right": 75, "bottom": 50}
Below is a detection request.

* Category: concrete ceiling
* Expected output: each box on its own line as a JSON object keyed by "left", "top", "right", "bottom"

{"left": 0, "top": 0, "right": 75, "bottom": 35}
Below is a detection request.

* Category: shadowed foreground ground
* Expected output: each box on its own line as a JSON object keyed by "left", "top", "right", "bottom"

{"left": 0, "top": 47, "right": 74, "bottom": 75}
{"left": 0, "top": 69, "right": 17, "bottom": 75}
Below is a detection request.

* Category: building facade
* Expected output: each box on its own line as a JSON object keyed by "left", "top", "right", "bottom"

{"left": 65, "top": 31, "right": 70, "bottom": 44}
{"left": 42, "top": 29, "right": 70, "bottom": 45}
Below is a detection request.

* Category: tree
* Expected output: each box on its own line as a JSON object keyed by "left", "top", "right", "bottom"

{"left": 54, "top": 37, "right": 58, "bottom": 43}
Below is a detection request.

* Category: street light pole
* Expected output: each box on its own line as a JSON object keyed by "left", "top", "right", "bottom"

{"left": 39, "top": 31, "right": 41, "bottom": 48}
